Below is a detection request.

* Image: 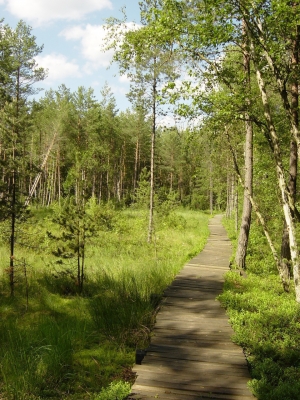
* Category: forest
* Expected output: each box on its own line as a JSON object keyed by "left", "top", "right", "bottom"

{"left": 0, "top": 0, "right": 300, "bottom": 399}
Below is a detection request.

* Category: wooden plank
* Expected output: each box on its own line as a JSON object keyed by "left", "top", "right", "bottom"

{"left": 175, "top": 275, "right": 225, "bottom": 282}
{"left": 151, "top": 329, "right": 233, "bottom": 342}
{"left": 164, "top": 286, "right": 224, "bottom": 295}
{"left": 206, "top": 239, "right": 231, "bottom": 243}
{"left": 152, "top": 319, "right": 234, "bottom": 334}
{"left": 184, "top": 263, "right": 229, "bottom": 270}
{"left": 133, "top": 366, "right": 250, "bottom": 385}
{"left": 173, "top": 272, "right": 224, "bottom": 279}
{"left": 129, "top": 384, "right": 254, "bottom": 400}
{"left": 156, "top": 310, "right": 229, "bottom": 321}
{"left": 155, "top": 314, "right": 231, "bottom": 327}
{"left": 159, "top": 306, "right": 225, "bottom": 316}
{"left": 166, "top": 283, "right": 224, "bottom": 291}
{"left": 134, "top": 358, "right": 249, "bottom": 374}
{"left": 145, "top": 347, "right": 247, "bottom": 365}
{"left": 130, "top": 215, "right": 255, "bottom": 399}
{"left": 131, "top": 377, "right": 252, "bottom": 396}
{"left": 150, "top": 336, "right": 239, "bottom": 350}
{"left": 162, "top": 289, "right": 223, "bottom": 299}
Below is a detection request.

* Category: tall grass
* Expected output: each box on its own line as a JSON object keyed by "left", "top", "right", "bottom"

{"left": 0, "top": 206, "right": 210, "bottom": 399}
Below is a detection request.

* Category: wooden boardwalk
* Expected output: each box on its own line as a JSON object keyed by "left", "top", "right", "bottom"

{"left": 129, "top": 215, "right": 254, "bottom": 400}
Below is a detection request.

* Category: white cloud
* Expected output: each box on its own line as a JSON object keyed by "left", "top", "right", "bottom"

{"left": 110, "top": 83, "right": 128, "bottom": 96}
{"left": 60, "top": 24, "right": 112, "bottom": 71}
{"left": 60, "top": 22, "right": 139, "bottom": 73}
{"left": 3, "top": 0, "right": 112, "bottom": 25}
{"left": 119, "top": 74, "right": 131, "bottom": 83}
{"left": 157, "top": 114, "right": 177, "bottom": 128}
{"left": 35, "top": 53, "right": 81, "bottom": 84}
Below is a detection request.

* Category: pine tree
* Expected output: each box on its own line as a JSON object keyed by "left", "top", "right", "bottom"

{"left": 0, "top": 20, "right": 46, "bottom": 295}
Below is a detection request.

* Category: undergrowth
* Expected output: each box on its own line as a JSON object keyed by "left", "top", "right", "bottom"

{"left": 0, "top": 205, "right": 210, "bottom": 399}
{"left": 220, "top": 217, "right": 300, "bottom": 400}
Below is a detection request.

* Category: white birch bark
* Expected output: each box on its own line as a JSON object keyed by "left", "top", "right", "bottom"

{"left": 254, "top": 60, "right": 300, "bottom": 300}
{"left": 226, "top": 129, "right": 290, "bottom": 290}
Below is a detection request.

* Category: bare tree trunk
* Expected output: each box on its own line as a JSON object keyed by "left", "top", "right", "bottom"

{"left": 99, "top": 172, "right": 103, "bottom": 204}
{"left": 235, "top": 25, "right": 253, "bottom": 269}
{"left": 226, "top": 130, "right": 289, "bottom": 290}
{"left": 42, "top": 171, "right": 47, "bottom": 206}
{"left": 226, "top": 169, "right": 231, "bottom": 218}
{"left": 209, "top": 159, "right": 213, "bottom": 214}
{"left": 121, "top": 139, "right": 126, "bottom": 200}
{"left": 133, "top": 139, "right": 139, "bottom": 194}
{"left": 281, "top": 139, "right": 297, "bottom": 270}
{"left": 254, "top": 61, "right": 293, "bottom": 294}
{"left": 226, "top": 172, "right": 236, "bottom": 219}
{"left": 147, "top": 75, "right": 157, "bottom": 243}
{"left": 25, "top": 131, "right": 57, "bottom": 207}
{"left": 281, "top": 22, "right": 299, "bottom": 271}
{"left": 107, "top": 155, "right": 110, "bottom": 201}
{"left": 92, "top": 173, "right": 96, "bottom": 198}
{"left": 10, "top": 153, "right": 16, "bottom": 297}
{"left": 235, "top": 177, "right": 239, "bottom": 233}
{"left": 9, "top": 66, "right": 20, "bottom": 297}
{"left": 57, "top": 149, "right": 61, "bottom": 205}
{"left": 178, "top": 169, "right": 183, "bottom": 202}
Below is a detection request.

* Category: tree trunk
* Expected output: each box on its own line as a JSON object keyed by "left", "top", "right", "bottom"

{"left": 235, "top": 177, "right": 239, "bottom": 233}
{"left": 281, "top": 22, "right": 299, "bottom": 271}
{"left": 25, "top": 131, "right": 57, "bottom": 207}
{"left": 226, "top": 129, "right": 289, "bottom": 290}
{"left": 134, "top": 139, "right": 139, "bottom": 195}
{"left": 9, "top": 66, "right": 20, "bottom": 296}
{"left": 226, "top": 172, "right": 230, "bottom": 218}
{"left": 209, "top": 159, "right": 213, "bottom": 214}
{"left": 147, "top": 75, "right": 157, "bottom": 243}
{"left": 106, "top": 154, "right": 110, "bottom": 201}
{"left": 9, "top": 161, "right": 16, "bottom": 297}
{"left": 254, "top": 60, "right": 292, "bottom": 294}
{"left": 280, "top": 138, "right": 297, "bottom": 272}
{"left": 235, "top": 27, "right": 253, "bottom": 269}
{"left": 99, "top": 172, "right": 103, "bottom": 204}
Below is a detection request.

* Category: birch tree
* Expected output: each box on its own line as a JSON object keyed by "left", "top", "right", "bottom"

{"left": 129, "top": 0, "right": 300, "bottom": 298}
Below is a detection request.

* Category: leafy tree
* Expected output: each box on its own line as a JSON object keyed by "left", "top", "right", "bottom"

{"left": 107, "top": 0, "right": 179, "bottom": 242}
{"left": 129, "top": 0, "right": 300, "bottom": 298}
{"left": 0, "top": 20, "right": 46, "bottom": 295}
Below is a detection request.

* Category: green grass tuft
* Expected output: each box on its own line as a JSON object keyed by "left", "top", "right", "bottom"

{"left": 0, "top": 207, "right": 210, "bottom": 399}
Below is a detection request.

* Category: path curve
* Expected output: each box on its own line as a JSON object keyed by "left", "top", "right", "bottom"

{"left": 129, "top": 214, "right": 254, "bottom": 400}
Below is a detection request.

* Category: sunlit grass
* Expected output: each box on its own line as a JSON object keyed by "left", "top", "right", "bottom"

{"left": 0, "top": 207, "right": 210, "bottom": 399}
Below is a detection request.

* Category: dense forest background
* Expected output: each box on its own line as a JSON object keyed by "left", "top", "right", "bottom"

{"left": 0, "top": 0, "right": 300, "bottom": 399}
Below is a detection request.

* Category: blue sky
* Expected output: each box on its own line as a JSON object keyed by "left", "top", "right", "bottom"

{"left": 0, "top": 0, "right": 141, "bottom": 111}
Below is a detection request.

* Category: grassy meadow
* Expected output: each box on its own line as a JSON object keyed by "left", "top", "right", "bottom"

{"left": 0, "top": 204, "right": 210, "bottom": 399}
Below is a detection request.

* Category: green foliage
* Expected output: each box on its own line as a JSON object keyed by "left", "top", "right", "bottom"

{"left": 0, "top": 208, "right": 209, "bottom": 399}
{"left": 132, "top": 167, "right": 151, "bottom": 208}
{"left": 94, "top": 381, "right": 131, "bottom": 400}
{"left": 220, "top": 218, "right": 300, "bottom": 399}
{"left": 47, "top": 196, "right": 98, "bottom": 294}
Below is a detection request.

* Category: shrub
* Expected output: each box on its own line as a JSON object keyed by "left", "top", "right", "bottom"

{"left": 94, "top": 381, "right": 131, "bottom": 400}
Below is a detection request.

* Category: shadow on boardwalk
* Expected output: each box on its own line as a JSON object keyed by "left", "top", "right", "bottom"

{"left": 128, "top": 215, "right": 255, "bottom": 400}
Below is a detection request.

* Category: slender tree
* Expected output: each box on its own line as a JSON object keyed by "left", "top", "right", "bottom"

{"left": 0, "top": 20, "right": 46, "bottom": 295}
{"left": 235, "top": 20, "right": 253, "bottom": 269}
{"left": 106, "top": 0, "right": 179, "bottom": 242}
